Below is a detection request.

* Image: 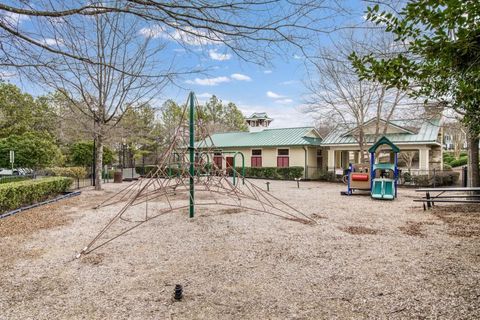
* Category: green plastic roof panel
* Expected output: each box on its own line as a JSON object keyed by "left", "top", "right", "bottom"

{"left": 368, "top": 136, "right": 400, "bottom": 153}
{"left": 196, "top": 127, "right": 322, "bottom": 148}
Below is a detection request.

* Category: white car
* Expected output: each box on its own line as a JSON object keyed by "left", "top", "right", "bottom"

{"left": 0, "top": 168, "right": 13, "bottom": 176}
{"left": 0, "top": 168, "right": 33, "bottom": 176}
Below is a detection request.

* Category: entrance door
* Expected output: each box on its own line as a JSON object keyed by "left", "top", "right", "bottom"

{"left": 226, "top": 157, "right": 234, "bottom": 175}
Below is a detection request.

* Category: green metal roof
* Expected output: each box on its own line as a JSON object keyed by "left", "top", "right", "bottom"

{"left": 247, "top": 112, "right": 269, "bottom": 119}
{"left": 322, "top": 118, "right": 442, "bottom": 145}
{"left": 196, "top": 127, "right": 322, "bottom": 148}
{"left": 368, "top": 136, "right": 400, "bottom": 153}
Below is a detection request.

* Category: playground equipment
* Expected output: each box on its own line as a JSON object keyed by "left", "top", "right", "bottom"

{"left": 76, "top": 92, "right": 314, "bottom": 257}
{"left": 344, "top": 163, "right": 371, "bottom": 195}
{"left": 343, "top": 136, "right": 400, "bottom": 200}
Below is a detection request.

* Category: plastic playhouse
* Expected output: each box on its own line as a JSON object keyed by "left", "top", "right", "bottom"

{"left": 343, "top": 136, "right": 400, "bottom": 200}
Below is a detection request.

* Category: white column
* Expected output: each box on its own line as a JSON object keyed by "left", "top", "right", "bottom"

{"left": 327, "top": 149, "right": 335, "bottom": 171}
{"left": 419, "top": 148, "right": 430, "bottom": 171}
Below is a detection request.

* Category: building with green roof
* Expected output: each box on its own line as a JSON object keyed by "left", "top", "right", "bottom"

{"left": 196, "top": 113, "right": 443, "bottom": 178}
{"left": 196, "top": 113, "right": 323, "bottom": 178}
{"left": 321, "top": 117, "right": 443, "bottom": 173}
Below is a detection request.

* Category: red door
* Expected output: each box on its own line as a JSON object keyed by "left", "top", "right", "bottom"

{"left": 213, "top": 156, "right": 222, "bottom": 169}
{"left": 226, "top": 157, "right": 234, "bottom": 175}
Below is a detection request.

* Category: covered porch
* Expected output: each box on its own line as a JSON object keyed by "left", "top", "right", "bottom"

{"left": 324, "top": 144, "right": 442, "bottom": 174}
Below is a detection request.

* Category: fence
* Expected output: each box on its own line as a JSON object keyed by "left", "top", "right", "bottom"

{"left": 0, "top": 174, "right": 35, "bottom": 184}
{"left": 306, "top": 166, "right": 465, "bottom": 188}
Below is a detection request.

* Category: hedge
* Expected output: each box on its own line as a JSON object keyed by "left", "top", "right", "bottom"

{"left": 411, "top": 171, "right": 460, "bottom": 187}
{"left": 312, "top": 169, "right": 337, "bottom": 182}
{"left": 44, "top": 166, "right": 88, "bottom": 179}
{"left": 0, "top": 177, "right": 73, "bottom": 213}
{"left": 134, "top": 165, "right": 304, "bottom": 180}
{"left": 234, "top": 166, "right": 304, "bottom": 180}
{"left": 449, "top": 157, "right": 468, "bottom": 168}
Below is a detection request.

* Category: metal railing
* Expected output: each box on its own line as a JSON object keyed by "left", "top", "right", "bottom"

{"left": 0, "top": 174, "right": 35, "bottom": 184}
{"left": 306, "top": 166, "right": 464, "bottom": 187}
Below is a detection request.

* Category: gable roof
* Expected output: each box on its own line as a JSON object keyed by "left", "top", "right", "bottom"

{"left": 245, "top": 112, "right": 272, "bottom": 120}
{"left": 368, "top": 136, "right": 400, "bottom": 153}
{"left": 196, "top": 127, "right": 322, "bottom": 148}
{"left": 322, "top": 117, "right": 442, "bottom": 146}
{"left": 342, "top": 118, "right": 416, "bottom": 137}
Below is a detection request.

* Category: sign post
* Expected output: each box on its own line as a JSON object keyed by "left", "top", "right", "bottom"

{"left": 9, "top": 150, "right": 14, "bottom": 171}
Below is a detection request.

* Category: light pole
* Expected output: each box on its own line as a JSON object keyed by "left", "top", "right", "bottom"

{"left": 92, "top": 137, "right": 96, "bottom": 187}
{"left": 122, "top": 138, "right": 126, "bottom": 173}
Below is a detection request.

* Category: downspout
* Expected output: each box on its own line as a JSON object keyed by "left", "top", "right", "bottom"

{"left": 303, "top": 146, "right": 308, "bottom": 179}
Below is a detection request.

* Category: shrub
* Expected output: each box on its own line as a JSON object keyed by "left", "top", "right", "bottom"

{"left": 0, "top": 177, "right": 73, "bottom": 213}
{"left": 411, "top": 171, "right": 460, "bottom": 187}
{"left": 402, "top": 171, "right": 413, "bottom": 182}
{"left": 234, "top": 166, "right": 304, "bottom": 180}
{"left": 45, "top": 166, "right": 88, "bottom": 179}
{"left": 69, "top": 141, "right": 114, "bottom": 166}
{"left": 443, "top": 163, "right": 452, "bottom": 171}
{"left": 432, "top": 171, "right": 460, "bottom": 186}
{"left": 449, "top": 157, "right": 468, "bottom": 167}
{"left": 312, "top": 169, "right": 337, "bottom": 182}
{"left": 412, "top": 174, "right": 431, "bottom": 187}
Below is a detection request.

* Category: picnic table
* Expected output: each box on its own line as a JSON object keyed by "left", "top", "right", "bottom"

{"left": 414, "top": 187, "right": 480, "bottom": 210}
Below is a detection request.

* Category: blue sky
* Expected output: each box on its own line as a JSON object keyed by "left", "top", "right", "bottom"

{"left": 140, "top": 0, "right": 367, "bottom": 128}
{"left": 162, "top": 47, "right": 313, "bottom": 128}
{"left": 3, "top": 1, "right": 367, "bottom": 129}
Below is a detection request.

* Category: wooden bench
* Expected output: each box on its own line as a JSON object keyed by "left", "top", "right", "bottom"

{"left": 414, "top": 187, "right": 480, "bottom": 210}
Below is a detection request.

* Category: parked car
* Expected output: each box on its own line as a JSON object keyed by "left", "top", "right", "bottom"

{"left": 0, "top": 168, "right": 33, "bottom": 176}
{"left": 0, "top": 168, "right": 13, "bottom": 176}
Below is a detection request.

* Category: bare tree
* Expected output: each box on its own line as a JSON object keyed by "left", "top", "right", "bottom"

{"left": 444, "top": 120, "right": 467, "bottom": 159}
{"left": 25, "top": 10, "right": 170, "bottom": 190}
{"left": 399, "top": 151, "right": 416, "bottom": 171}
{"left": 0, "top": 1, "right": 345, "bottom": 69}
{"left": 304, "top": 30, "right": 410, "bottom": 162}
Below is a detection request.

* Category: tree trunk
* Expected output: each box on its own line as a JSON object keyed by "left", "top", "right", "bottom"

{"left": 466, "top": 131, "right": 479, "bottom": 187}
{"left": 95, "top": 134, "right": 104, "bottom": 190}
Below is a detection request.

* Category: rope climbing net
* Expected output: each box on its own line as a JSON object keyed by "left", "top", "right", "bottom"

{"left": 77, "top": 92, "right": 315, "bottom": 257}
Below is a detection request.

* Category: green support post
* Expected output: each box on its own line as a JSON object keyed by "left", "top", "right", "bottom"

{"left": 189, "top": 92, "right": 195, "bottom": 218}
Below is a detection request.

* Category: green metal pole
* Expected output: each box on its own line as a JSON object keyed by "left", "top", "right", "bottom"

{"left": 189, "top": 92, "right": 195, "bottom": 218}
{"left": 233, "top": 157, "right": 236, "bottom": 186}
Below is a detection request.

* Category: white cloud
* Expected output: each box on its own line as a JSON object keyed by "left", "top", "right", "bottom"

{"left": 293, "top": 54, "right": 303, "bottom": 60}
{"left": 139, "top": 25, "right": 222, "bottom": 46}
{"left": 196, "top": 92, "right": 213, "bottom": 98}
{"left": 186, "top": 73, "right": 251, "bottom": 86}
{"left": 186, "top": 76, "right": 230, "bottom": 86}
{"left": 276, "top": 98, "right": 294, "bottom": 104}
{"left": 266, "top": 91, "right": 294, "bottom": 104}
{"left": 264, "top": 70, "right": 273, "bottom": 74}
{"left": 38, "top": 38, "right": 63, "bottom": 47}
{"left": 230, "top": 73, "right": 251, "bottom": 81}
{"left": 266, "top": 91, "right": 285, "bottom": 99}
{"left": 209, "top": 49, "right": 231, "bottom": 61}
{"left": 280, "top": 80, "right": 298, "bottom": 85}
{"left": 0, "top": 71, "right": 16, "bottom": 79}
{"left": 1, "top": 12, "right": 28, "bottom": 25}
